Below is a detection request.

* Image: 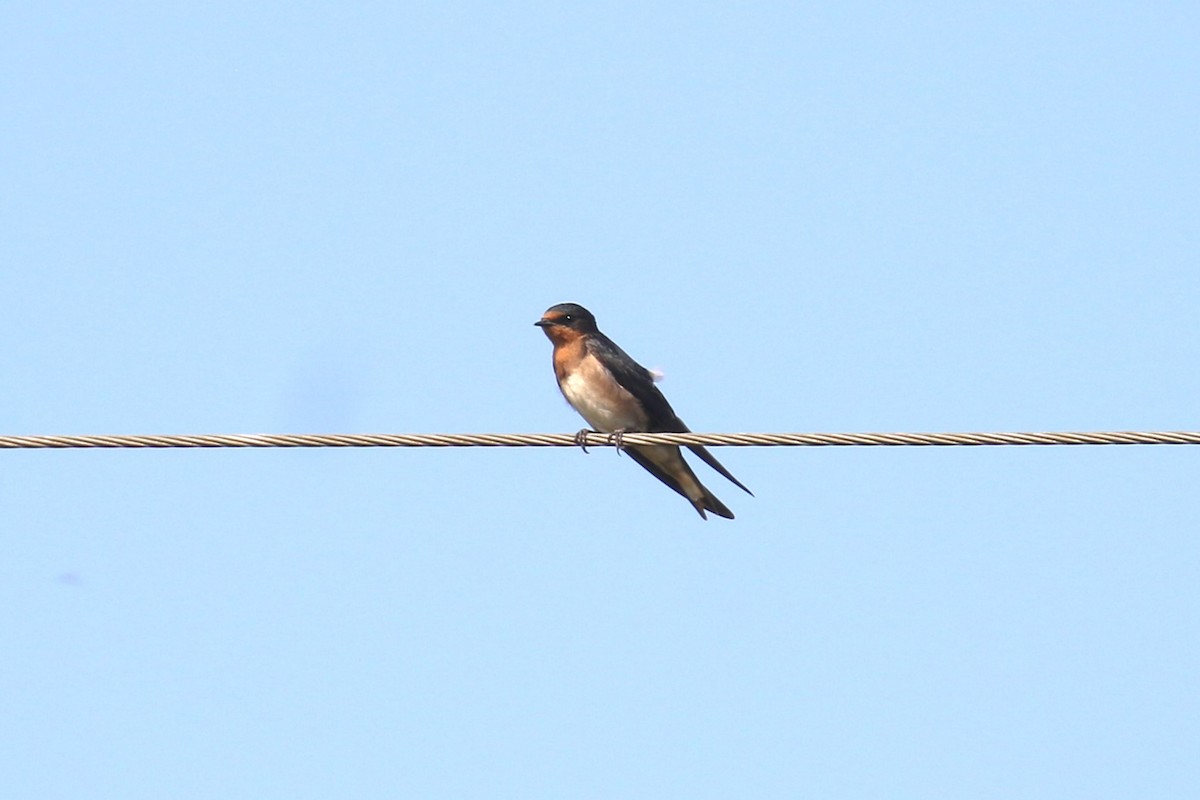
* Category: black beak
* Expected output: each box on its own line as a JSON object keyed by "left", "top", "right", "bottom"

{"left": 533, "top": 319, "right": 552, "bottom": 328}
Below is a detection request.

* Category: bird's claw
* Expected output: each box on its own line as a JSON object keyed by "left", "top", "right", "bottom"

{"left": 574, "top": 429, "right": 594, "bottom": 453}
{"left": 608, "top": 430, "right": 626, "bottom": 455}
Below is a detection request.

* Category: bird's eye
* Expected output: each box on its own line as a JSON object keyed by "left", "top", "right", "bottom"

{"left": 562, "top": 314, "right": 573, "bottom": 322}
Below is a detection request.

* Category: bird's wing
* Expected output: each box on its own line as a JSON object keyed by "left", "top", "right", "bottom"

{"left": 585, "top": 333, "right": 678, "bottom": 426}
{"left": 588, "top": 332, "right": 753, "bottom": 496}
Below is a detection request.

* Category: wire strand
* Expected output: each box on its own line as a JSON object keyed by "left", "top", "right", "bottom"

{"left": 2, "top": 431, "right": 1200, "bottom": 449}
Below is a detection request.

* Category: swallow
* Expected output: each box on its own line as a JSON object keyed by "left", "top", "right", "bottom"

{"left": 535, "top": 302, "right": 752, "bottom": 519}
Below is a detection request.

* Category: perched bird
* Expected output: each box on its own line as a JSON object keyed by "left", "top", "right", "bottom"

{"left": 535, "top": 302, "right": 752, "bottom": 519}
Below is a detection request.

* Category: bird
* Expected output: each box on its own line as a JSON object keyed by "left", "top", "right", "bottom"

{"left": 535, "top": 302, "right": 752, "bottom": 519}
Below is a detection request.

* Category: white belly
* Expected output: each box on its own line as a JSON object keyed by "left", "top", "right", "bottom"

{"left": 560, "top": 368, "right": 645, "bottom": 432}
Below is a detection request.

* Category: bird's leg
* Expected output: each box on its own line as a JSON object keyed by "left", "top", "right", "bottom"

{"left": 607, "top": 429, "right": 627, "bottom": 456}
{"left": 574, "top": 429, "right": 597, "bottom": 453}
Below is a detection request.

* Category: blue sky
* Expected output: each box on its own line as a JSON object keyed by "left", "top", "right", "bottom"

{"left": 3, "top": 2, "right": 1198, "bottom": 797}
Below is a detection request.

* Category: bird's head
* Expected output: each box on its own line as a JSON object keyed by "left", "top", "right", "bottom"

{"left": 534, "top": 303, "right": 598, "bottom": 343}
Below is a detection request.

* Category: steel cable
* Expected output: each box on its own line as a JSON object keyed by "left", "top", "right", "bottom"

{"left": 3, "top": 430, "right": 1200, "bottom": 449}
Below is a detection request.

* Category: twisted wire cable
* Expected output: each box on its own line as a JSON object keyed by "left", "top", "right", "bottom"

{"left": 2, "top": 431, "right": 1200, "bottom": 449}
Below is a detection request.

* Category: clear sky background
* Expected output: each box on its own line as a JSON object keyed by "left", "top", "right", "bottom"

{"left": 3, "top": 3, "right": 1198, "bottom": 797}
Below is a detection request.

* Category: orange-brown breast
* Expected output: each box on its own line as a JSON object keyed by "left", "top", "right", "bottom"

{"left": 551, "top": 333, "right": 588, "bottom": 384}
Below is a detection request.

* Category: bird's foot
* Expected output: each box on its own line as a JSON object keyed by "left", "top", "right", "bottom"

{"left": 607, "top": 429, "right": 626, "bottom": 455}
{"left": 574, "top": 429, "right": 597, "bottom": 453}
